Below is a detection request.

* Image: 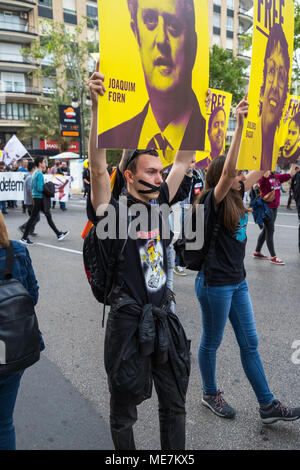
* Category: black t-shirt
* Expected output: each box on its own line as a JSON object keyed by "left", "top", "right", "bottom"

{"left": 87, "top": 182, "right": 171, "bottom": 307}
{"left": 203, "top": 187, "right": 248, "bottom": 286}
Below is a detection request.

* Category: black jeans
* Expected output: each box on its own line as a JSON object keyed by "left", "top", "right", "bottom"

{"left": 105, "top": 298, "right": 189, "bottom": 451}
{"left": 109, "top": 356, "right": 186, "bottom": 450}
{"left": 23, "top": 198, "right": 60, "bottom": 239}
{"left": 256, "top": 208, "right": 277, "bottom": 257}
{"left": 20, "top": 205, "right": 40, "bottom": 234}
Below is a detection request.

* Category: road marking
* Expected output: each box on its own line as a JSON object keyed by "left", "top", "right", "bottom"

{"left": 35, "top": 242, "right": 82, "bottom": 254}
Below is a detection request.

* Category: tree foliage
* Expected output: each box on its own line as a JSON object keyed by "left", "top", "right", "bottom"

{"left": 209, "top": 45, "right": 248, "bottom": 105}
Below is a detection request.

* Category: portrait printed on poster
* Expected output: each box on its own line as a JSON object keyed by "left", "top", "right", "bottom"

{"left": 196, "top": 89, "right": 232, "bottom": 169}
{"left": 97, "top": 0, "right": 209, "bottom": 152}
{"left": 277, "top": 96, "right": 300, "bottom": 165}
{"left": 237, "top": 0, "right": 294, "bottom": 171}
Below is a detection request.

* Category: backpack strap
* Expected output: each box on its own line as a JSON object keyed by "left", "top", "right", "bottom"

{"left": 0, "top": 241, "right": 14, "bottom": 279}
{"left": 202, "top": 201, "right": 224, "bottom": 286}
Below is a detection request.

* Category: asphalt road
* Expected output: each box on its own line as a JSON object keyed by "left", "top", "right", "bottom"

{"left": 3, "top": 194, "right": 300, "bottom": 450}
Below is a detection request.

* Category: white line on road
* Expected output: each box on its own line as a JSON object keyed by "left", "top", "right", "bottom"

{"left": 35, "top": 242, "right": 82, "bottom": 254}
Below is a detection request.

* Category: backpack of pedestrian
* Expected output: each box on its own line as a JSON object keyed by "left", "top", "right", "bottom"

{"left": 0, "top": 212, "right": 44, "bottom": 450}
{"left": 191, "top": 97, "right": 300, "bottom": 424}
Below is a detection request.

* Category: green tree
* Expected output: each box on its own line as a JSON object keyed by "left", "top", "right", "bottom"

{"left": 21, "top": 18, "right": 98, "bottom": 155}
{"left": 209, "top": 45, "right": 248, "bottom": 105}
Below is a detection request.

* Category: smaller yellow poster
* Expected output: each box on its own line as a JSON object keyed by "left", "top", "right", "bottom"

{"left": 237, "top": 0, "right": 294, "bottom": 171}
{"left": 276, "top": 94, "right": 300, "bottom": 166}
{"left": 195, "top": 88, "right": 232, "bottom": 169}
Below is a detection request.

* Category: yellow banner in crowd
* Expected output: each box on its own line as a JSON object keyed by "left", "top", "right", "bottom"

{"left": 237, "top": 0, "right": 294, "bottom": 171}
{"left": 276, "top": 94, "right": 300, "bottom": 166}
{"left": 195, "top": 88, "right": 232, "bottom": 169}
{"left": 97, "top": 0, "right": 209, "bottom": 153}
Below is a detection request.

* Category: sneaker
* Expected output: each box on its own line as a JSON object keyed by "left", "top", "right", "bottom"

{"left": 57, "top": 230, "right": 69, "bottom": 241}
{"left": 20, "top": 238, "right": 34, "bottom": 246}
{"left": 253, "top": 252, "right": 269, "bottom": 260}
{"left": 269, "top": 256, "right": 285, "bottom": 265}
{"left": 260, "top": 399, "right": 300, "bottom": 424}
{"left": 202, "top": 390, "right": 236, "bottom": 419}
{"left": 173, "top": 266, "right": 187, "bottom": 276}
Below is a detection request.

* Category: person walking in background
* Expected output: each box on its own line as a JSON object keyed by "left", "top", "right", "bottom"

{"left": 253, "top": 161, "right": 299, "bottom": 265}
{"left": 0, "top": 162, "right": 8, "bottom": 215}
{"left": 20, "top": 157, "right": 69, "bottom": 246}
{"left": 0, "top": 212, "right": 43, "bottom": 450}
{"left": 19, "top": 161, "right": 40, "bottom": 237}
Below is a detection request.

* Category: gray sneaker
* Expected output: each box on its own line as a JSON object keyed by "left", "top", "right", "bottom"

{"left": 259, "top": 399, "right": 300, "bottom": 424}
{"left": 20, "top": 238, "right": 34, "bottom": 246}
{"left": 202, "top": 390, "right": 236, "bottom": 419}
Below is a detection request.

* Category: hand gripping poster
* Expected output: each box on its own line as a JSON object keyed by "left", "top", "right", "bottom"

{"left": 97, "top": 0, "right": 209, "bottom": 154}
{"left": 236, "top": 0, "right": 294, "bottom": 171}
{"left": 195, "top": 88, "right": 232, "bottom": 169}
{"left": 276, "top": 94, "right": 300, "bottom": 166}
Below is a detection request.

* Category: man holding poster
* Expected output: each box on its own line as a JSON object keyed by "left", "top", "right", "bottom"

{"left": 278, "top": 113, "right": 300, "bottom": 165}
{"left": 98, "top": 0, "right": 208, "bottom": 152}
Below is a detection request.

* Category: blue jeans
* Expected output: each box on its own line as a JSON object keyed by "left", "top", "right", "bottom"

{"left": 0, "top": 371, "right": 23, "bottom": 450}
{"left": 195, "top": 272, "right": 274, "bottom": 406}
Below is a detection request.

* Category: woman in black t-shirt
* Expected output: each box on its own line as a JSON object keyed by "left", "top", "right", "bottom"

{"left": 194, "top": 97, "right": 300, "bottom": 424}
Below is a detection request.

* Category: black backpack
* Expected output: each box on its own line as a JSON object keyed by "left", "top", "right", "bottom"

{"left": 0, "top": 242, "right": 41, "bottom": 375}
{"left": 43, "top": 181, "right": 55, "bottom": 198}
{"left": 173, "top": 193, "right": 224, "bottom": 280}
{"left": 83, "top": 224, "right": 128, "bottom": 327}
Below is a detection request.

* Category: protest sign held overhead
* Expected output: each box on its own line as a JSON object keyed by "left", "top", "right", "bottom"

{"left": 195, "top": 88, "right": 232, "bottom": 169}
{"left": 1, "top": 135, "right": 28, "bottom": 167}
{"left": 97, "top": 0, "right": 209, "bottom": 152}
{"left": 237, "top": 0, "right": 294, "bottom": 171}
{"left": 276, "top": 94, "right": 300, "bottom": 165}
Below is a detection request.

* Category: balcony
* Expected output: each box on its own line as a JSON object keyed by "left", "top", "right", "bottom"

{"left": 0, "top": 52, "right": 39, "bottom": 72}
{"left": 239, "top": 0, "right": 253, "bottom": 12}
{"left": 239, "top": 8, "right": 253, "bottom": 34}
{"left": 0, "top": 22, "right": 38, "bottom": 43}
{"left": 0, "top": 86, "right": 41, "bottom": 103}
{"left": 0, "top": 1, "right": 36, "bottom": 12}
{"left": 237, "top": 49, "right": 251, "bottom": 65}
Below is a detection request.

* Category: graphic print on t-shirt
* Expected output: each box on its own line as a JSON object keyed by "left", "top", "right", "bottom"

{"left": 140, "top": 235, "right": 166, "bottom": 293}
{"left": 233, "top": 213, "right": 248, "bottom": 242}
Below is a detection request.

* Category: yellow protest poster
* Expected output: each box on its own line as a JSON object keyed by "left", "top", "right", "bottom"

{"left": 276, "top": 94, "right": 300, "bottom": 166}
{"left": 195, "top": 88, "right": 232, "bottom": 169}
{"left": 236, "top": 0, "right": 294, "bottom": 171}
{"left": 97, "top": 0, "right": 209, "bottom": 152}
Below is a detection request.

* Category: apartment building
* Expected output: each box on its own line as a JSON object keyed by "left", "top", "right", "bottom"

{"left": 0, "top": 0, "right": 41, "bottom": 149}
{"left": 0, "top": 0, "right": 252, "bottom": 150}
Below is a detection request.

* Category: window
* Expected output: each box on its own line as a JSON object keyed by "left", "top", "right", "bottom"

{"left": 86, "top": 4, "right": 98, "bottom": 18}
{"left": 227, "top": 0, "right": 234, "bottom": 9}
{"left": 214, "top": 0, "right": 221, "bottom": 5}
{"left": 226, "top": 38, "right": 234, "bottom": 50}
{"left": 226, "top": 30, "right": 234, "bottom": 38}
{"left": 0, "top": 72, "right": 25, "bottom": 93}
{"left": 0, "top": 43, "right": 23, "bottom": 62}
{"left": 212, "top": 35, "right": 221, "bottom": 47}
{"left": 227, "top": 17, "right": 234, "bottom": 31}
{"left": 63, "top": 0, "right": 76, "bottom": 14}
{"left": 213, "top": 13, "right": 221, "bottom": 28}
{"left": 38, "top": 0, "right": 52, "bottom": 6}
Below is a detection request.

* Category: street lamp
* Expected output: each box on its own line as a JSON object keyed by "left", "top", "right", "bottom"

{"left": 71, "top": 92, "right": 91, "bottom": 159}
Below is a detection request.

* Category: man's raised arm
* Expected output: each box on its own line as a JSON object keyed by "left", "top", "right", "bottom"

{"left": 165, "top": 151, "right": 195, "bottom": 203}
{"left": 88, "top": 64, "right": 111, "bottom": 216}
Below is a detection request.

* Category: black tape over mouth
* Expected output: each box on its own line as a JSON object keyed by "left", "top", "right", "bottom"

{"left": 137, "top": 179, "right": 161, "bottom": 194}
